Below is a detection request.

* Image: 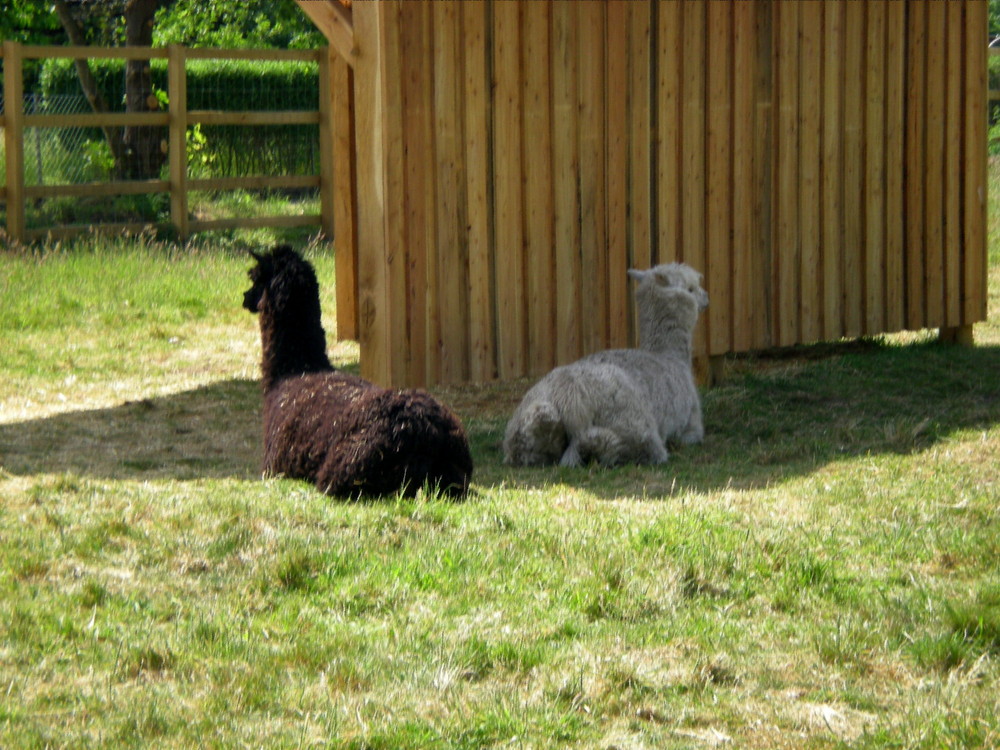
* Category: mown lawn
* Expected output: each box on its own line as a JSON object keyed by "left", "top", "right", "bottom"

{"left": 0, "top": 223, "right": 998, "bottom": 748}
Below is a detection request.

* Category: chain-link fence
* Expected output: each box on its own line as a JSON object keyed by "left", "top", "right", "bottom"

{"left": 22, "top": 93, "right": 98, "bottom": 185}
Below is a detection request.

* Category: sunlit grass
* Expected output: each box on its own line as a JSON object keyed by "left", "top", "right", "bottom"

{"left": 1, "top": 216, "right": 999, "bottom": 747}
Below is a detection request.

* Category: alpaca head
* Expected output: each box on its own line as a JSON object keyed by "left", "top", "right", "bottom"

{"left": 626, "top": 263, "right": 708, "bottom": 352}
{"left": 627, "top": 262, "right": 709, "bottom": 312}
{"left": 244, "top": 244, "right": 332, "bottom": 388}
{"left": 243, "top": 244, "right": 322, "bottom": 318}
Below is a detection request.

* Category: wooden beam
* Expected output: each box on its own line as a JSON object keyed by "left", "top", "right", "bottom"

{"left": 25, "top": 180, "right": 170, "bottom": 199}
{"left": 187, "top": 175, "right": 320, "bottom": 191}
{"left": 296, "top": 0, "right": 356, "bottom": 67}
{"left": 25, "top": 112, "right": 170, "bottom": 128}
{"left": 20, "top": 45, "right": 316, "bottom": 63}
{"left": 20, "top": 44, "right": 167, "bottom": 60}
{"left": 188, "top": 215, "right": 321, "bottom": 232}
{"left": 182, "top": 47, "right": 318, "bottom": 62}
{"left": 186, "top": 111, "right": 319, "bottom": 126}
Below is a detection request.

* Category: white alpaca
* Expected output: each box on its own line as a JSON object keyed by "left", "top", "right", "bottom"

{"left": 503, "top": 263, "right": 708, "bottom": 467}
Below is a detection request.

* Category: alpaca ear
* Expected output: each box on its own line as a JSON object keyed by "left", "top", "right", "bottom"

{"left": 248, "top": 249, "right": 264, "bottom": 262}
{"left": 627, "top": 268, "right": 648, "bottom": 283}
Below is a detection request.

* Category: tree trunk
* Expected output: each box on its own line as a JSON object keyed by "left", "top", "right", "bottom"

{"left": 121, "top": 0, "right": 166, "bottom": 180}
{"left": 53, "top": 0, "right": 166, "bottom": 180}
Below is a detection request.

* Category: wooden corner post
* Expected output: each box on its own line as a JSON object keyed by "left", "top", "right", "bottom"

{"left": 321, "top": 46, "right": 359, "bottom": 342}
{"left": 167, "top": 44, "right": 189, "bottom": 242}
{"left": 351, "top": 2, "right": 392, "bottom": 384}
{"left": 3, "top": 41, "right": 26, "bottom": 244}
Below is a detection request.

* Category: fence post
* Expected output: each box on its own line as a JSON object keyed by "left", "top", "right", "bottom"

{"left": 317, "top": 46, "right": 336, "bottom": 241}
{"left": 331, "top": 52, "right": 359, "bottom": 341}
{"left": 3, "top": 41, "right": 26, "bottom": 244}
{"left": 167, "top": 44, "right": 189, "bottom": 241}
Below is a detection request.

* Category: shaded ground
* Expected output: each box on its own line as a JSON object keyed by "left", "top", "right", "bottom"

{"left": 5, "top": 338, "right": 997, "bottom": 500}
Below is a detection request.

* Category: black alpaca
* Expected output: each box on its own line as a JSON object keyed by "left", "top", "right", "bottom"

{"left": 243, "top": 245, "right": 473, "bottom": 498}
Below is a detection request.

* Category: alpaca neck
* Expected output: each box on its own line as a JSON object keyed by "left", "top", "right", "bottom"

{"left": 259, "top": 308, "right": 333, "bottom": 391}
{"left": 637, "top": 313, "right": 693, "bottom": 361}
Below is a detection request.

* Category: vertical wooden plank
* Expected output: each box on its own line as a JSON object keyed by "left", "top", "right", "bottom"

{"left": 607, "top": 0, "right": 630, "bottom": 348}
{"left": 774, "top": 0, "right": 799, "bottom": 346}
{"left": 433, "top": 1, "right": 469, "bottom": 383}
{"left": 352, "top": 3, "right": 391, "bottom": 383}
{"left": 884, "top": 0, "right": 906, "bottom": 333}
{"left": 396, "top": 1, "right": 431, "bottom": 386}
{"left": 681, "top": 0, "right": 705, "bottom": 353}
{"left": 752, "top": 1, "right": 774, "bottom": 349}
{"left": 706, "top": 0, "right": 732, "bottom": 355}
{"left": 799, "top": 2, "right": 821, "bottom": 344}
{"left": 553, "top": 1, "right": 582, "bottom": 362}
{"left": 905, "top": 0, "right": 927, "bottom": 330}
{"left": 625, "top": 1, "right": 653, "bottom": 349}
{"left": 331, "top": 53, "right": 359, "bottom": 341}
{"left": 943, "top": 1, "right": 963, "bottom": 328}
{"left": 656, "top": 0, "right": 682, "bottom": 266}
{"left": 628, "top": 0, "right": 653, "bottom": 276}
{"left": 731, "top": 1, "right": 755, "bottom": 352}
{"left": 864, "top": 0, "right": 886, "bottom": 335}
{"left": 462, "top": 1, "right": 496, "bottom": 381}
{"left": 522, "top": 1, "right": 555, "bottom": 375}
{"left": 964, "top": 0, "right": 988, "bottom": 325}
{"left": 681, "top": 0, "right": 706, "bottom": 273}
{"left": 167, "top": 44, "right": 188, "bottom": 243}
{"left": 493, "top": 0, "right": 526, "bottom": 378}
{"left": 380, "top": 2, "right": 410, "bottom": 385}
{"left": 578, "top": 1, "right": 608, "bottom": 352}
{"left": 3, "top": 42, "right": 26, "bottom": 243}
{"left": 843, "top": 0, "right": 865, "bottom": 338}
{"left": 924, "top": 0, "right": 946, "bottom": 329}
{"left": 821, "top": 1, "right": 844, "bottom": 340}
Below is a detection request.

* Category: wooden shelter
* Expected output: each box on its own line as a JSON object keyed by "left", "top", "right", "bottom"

{"left": 298, "top": 0, "right": 988, "bottom": 388}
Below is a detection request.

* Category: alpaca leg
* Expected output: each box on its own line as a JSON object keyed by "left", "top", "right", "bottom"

{"left": 639, "top": 434, "right": 670, "bottom": 464}
{"left": 315, "top": 435, "right": 372, "bottom": 498}
{"left": 577, "top": 427, "right": 628, "bottom": 467}
{"left": 678, "top": 402, "right": 704, "bottom": 446}
{"left": 571, "top": 426, "right": 667, "bottom": 467}
{"left": 504, "top": 399, "right": 566, "bottom": 466}
{"left": 613, "top": 408, "right": 668, "bottom": 465}
{"left": 559, "top": 438, "right": 583, "bottom": 467}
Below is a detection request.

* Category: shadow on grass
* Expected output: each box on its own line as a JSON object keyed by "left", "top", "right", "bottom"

{"left": 0, "top": 379, "right": 262, "bottom": 481}
{"left": 2, "top": 340, "right": 999, "bottom": 496}
{"left": 456, "top": 339, "right": 1000, "bottom": 498}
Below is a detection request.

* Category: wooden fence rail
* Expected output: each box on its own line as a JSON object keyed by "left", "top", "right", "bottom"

{"left": 1, "top": 42, "right": 332, "bottom": 243}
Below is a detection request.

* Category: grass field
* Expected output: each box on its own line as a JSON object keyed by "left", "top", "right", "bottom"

{"left": 1, "top": 216, "right": 999, "bottom": 748}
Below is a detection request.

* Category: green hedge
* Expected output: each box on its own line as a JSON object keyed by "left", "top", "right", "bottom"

{"left": 38, "top": 56, "right": 318, "bottom": 111}
{"left": 36, "top": 56, "right": 320, "bottom": 177}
